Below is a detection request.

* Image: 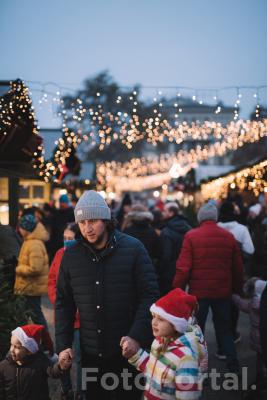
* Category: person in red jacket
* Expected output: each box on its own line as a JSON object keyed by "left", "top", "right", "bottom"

{"left": 173, "top": 202, "right": 244, "bottom": 373}
{"left": 48, "top": 222, "right": 82, "bottom": 400}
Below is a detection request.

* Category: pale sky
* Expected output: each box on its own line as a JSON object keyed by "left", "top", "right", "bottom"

{"left": 1, "top": 0, "right": 267, "bottom": 126}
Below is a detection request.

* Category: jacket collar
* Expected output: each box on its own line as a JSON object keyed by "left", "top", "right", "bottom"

{"left": 200, "top": 220, "right": 217, "bottom": 227}
{"left": 79, "top": 230, "right": 117, "bottom": 261}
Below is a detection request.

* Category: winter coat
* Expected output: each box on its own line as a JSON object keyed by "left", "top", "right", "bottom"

{"left": 0, "top": 224, "right": 21, "bottom": 269}
{"left": 158, "top": 215, "right": 191, "bottom": 294}
{"left": 55, "top": 230, "right": 159, "bottom": 358}
{"left": 14, "top": 223, "right": 49, "bottom": 296}
{"left": 218, "top": 221, "right": 254, "bottom": 255}
{"left": 260, "top": 286, "right": 267, "bottom": 367}
{"left": 232, "top": 294, "right": 262, "bottom": 353}
{"left": 129, "top": 324, "right": 207, "bottom": 400}
{"left": 50, "top": 207, "right": 74, "bottom": 256}
{"left": 123, "top": 210, "right": 160, "bottom": 261}
{"left": 0, "top": 352, "right": 63, "bottom": 400}
{"left": 173, "top": 221, "right": 243, "bottom": 299}
{"left": 257, "top": 218, "right": 267, "bottom": 272}
{"left": 0, "top": 224, "right": 21, "bottom": 289}
{"left": 48, "top": 247, "right": 80, "bottom": 329}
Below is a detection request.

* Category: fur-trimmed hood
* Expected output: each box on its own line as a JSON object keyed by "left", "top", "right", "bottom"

{"left": 127, "top": 210, "right": 154, "bottom": 222}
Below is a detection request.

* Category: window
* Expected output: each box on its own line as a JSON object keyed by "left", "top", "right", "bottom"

{"left": 19, "top": 179, "right": 50, "bottom": 206}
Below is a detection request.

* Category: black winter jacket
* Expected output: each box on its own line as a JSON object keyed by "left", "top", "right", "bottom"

{"left": 260, "top": 285, "right": 267, "bottom": 367}
{"left": 0, "top": 352, "right": 62, "bottom": 400}
{"left": 124, "top": 221, "right": 160, "bottom": 261}
{"left": 55, "top": 230, "right": 159, "bottom": 358}
{"left": 158, "top": 215, "right": 191, "bottom": 294}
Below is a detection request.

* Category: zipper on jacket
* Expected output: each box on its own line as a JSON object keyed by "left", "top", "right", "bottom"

{"left": 16, "top": 367, "right": 20, "bottom": 398}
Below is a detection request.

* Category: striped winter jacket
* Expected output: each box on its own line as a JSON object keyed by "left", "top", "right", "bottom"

{"left": 129, "top": 325, "right": 207, "bottom": 400}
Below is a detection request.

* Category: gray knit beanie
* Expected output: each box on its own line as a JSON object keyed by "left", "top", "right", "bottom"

{"left": 74, "top": 190, "right": 111, "bottom": 222}
{"left": 197, "top": 203, "right": 218, "bottom": 223}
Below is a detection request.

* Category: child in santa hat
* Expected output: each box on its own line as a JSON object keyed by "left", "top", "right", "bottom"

{"left": 121, "top": 288, "right": 208, "bottom": 400}
{"left": 0, "top": 324, "right": 72, "bottom": 400}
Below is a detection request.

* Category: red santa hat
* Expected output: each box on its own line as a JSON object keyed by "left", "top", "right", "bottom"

{"left": 150, "top": 289, "right": 197, "bottom": 333}
{"left": 12, "top": 324, "right": 54, "bottom": 355}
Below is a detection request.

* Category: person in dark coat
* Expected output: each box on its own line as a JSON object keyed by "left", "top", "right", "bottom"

{"left": 0, "top": 324, "right": 71, "bottom": 400}
{"left": 123, "top": 204, "right": 160, "bottom": 263}
{"left": 115, "top": 193, "right": 132, "bottom": 230}
{"left": 0, "top": 222, "right": 21, "bottom": 289}
{"left": 55, "top": 190, "right": 159, "bottom": 400}
{"left": 173, "top": 202, "right": 244, "bottom": 373}
{"left": 158, "top": 202, "right": 191, "bottom": 295}
{"left": 50, "top": 194, "right": 74, "bottom": 257}
{"left": 260, "top": 285, "right": 267, "bottom": 368}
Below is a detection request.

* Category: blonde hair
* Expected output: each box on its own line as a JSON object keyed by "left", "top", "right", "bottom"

{"left": 155, "top": 334, "right": 179, "bottom": 357}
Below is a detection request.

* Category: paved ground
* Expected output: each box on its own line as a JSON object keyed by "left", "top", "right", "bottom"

{"left": 42, "top": 296, "right": 261, "bottom": 399}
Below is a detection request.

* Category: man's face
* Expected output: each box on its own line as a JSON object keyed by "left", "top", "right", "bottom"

{"left": 10, "top": 335, "right": 31, "bottom": 363}
{"left": 163, "top": 206, "right": 174, "bottom": 220}
{"left": 78, "top": 219, "right": 107, "bottom": 246}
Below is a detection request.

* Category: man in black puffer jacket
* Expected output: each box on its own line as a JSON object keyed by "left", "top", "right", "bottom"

{"left": 158, "top": 202, "right": 191, "bottom": 295}
{"left": 260, "top": 285, "right": 267, "bottom": 367}
{"left": 55, "top": 191, "right": 159, "bottom": 400}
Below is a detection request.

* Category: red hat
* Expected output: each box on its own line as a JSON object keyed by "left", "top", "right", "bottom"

{"left": 150, "top": 289, "right": 197, "bottom": 333}
{"left": 12, "top": 324, "right": 54, "bottom": 354}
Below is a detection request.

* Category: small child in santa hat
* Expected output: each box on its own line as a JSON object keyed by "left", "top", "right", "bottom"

{"left": 0, "top": 324, "right": 72, "bottom": 400}
{"left": 121, "top": 288, "right": 208, "bottom": 400}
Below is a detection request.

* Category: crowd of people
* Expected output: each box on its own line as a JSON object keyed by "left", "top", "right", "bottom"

{"left": 0, "top": 189, "right": 267, "bottom": 400}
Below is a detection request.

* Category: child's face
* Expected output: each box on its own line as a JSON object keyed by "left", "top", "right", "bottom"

{"left": 151, "top": 313, "right": 177, "bottom": 338}
{"left": 10, "top": 335, "right": 31, "bottom": 363}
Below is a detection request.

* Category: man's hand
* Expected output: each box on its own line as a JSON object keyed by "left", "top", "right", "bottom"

{"left": 120, "top": 336, "right": 140, "bottom": 358}
{"left": 58, "top": 348, "right": 74, "bottom": 370}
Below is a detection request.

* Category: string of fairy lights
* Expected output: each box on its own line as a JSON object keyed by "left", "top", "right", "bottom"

{"left": 0, "top": 80, "right": 43, "bottom": 164}
{"left": 96, "top": 119, "right": 267, "bottom": 192}
{"left": 201, "top": 159, "right": 267, "bottom": 199}
{"left": 26, "top": 80, "right": 267, "bottom": 150}
{"left": 1, "top": 80, "right": 267, "bottom": 192}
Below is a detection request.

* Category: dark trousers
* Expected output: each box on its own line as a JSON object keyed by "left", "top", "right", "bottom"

{"left": 231, "top": 301, "right": 240, "bottom": 337}
{"left": 26, "top": 296, "right": 48, "bottom": 331}
{"left": 215, "top": 301, "right": 239, "bottom": 353}
{"left": 82, "top": 353, "right": 143, "bottom": 400}
{"left": 196, "top": 298, "right": 238, "bottom": 370}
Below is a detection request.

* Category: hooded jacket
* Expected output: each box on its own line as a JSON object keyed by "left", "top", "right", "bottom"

{"left": 123, "top": 210, "right": 160, "bottom": 261}
{"left": 14, "top": 223, "right": 49, "bottom": 296}
{"left": 158, "top": 215, "right": 191, "bottom": 294}
{"left": 129, "top": 324, "right": 207, "bottom": 400}
{"left": 0, "top": 352, "right": 62, "bottom": 400}
{"left": 55, "top": 230, "right": 159, "bottom": 357}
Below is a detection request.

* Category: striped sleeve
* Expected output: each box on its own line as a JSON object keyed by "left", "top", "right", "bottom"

{"left": 128, "top": 348, "right": 150, "bottom": 372}
{"left": 175, "top": 355, "right": 201, "bottom": 400}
